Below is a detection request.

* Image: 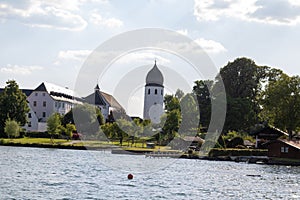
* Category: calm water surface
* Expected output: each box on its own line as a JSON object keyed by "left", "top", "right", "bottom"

{"left": 0, "top": 146, "right": 300, "bottom": 199}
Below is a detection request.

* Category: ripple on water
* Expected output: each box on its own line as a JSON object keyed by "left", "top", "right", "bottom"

{"left": 1, "top": 146, "right": 300, "bottom": 199}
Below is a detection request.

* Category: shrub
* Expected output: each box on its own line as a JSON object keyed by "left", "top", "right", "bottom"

{"left": 4, "top": 119, "right": 20, "bottom": 138}
{"left": 208, "top": 148, "right": 267, "bottom": 157}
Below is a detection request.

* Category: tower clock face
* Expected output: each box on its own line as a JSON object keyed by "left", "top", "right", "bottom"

{"left": 149, "top": 103, "right": 163, "bottom": 124}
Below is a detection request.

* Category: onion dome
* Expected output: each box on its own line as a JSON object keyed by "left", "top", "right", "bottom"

{"left": 146, "top": 61, "right": 164, "bottom": 87}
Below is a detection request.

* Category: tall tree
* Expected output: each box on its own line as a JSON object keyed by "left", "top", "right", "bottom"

{"left": 179, "top": 93, "right": 199, "bottom": 135}
{"left": 214, "top": 57, "right": 267, "bottom": 132}
{"left": 161, "top": 94, "right": 182, "bottom": 143}
{"left": 261, "top": 74, "right": 300, "bottom": 137}
{"left": 47, "top": 113, "right": 62, "bottom": 141}
{"left": 193, "top": 80, "right": 213, "bottom": 129}
{"left": 0, "top": 80, "right": 29, "bottom": 137}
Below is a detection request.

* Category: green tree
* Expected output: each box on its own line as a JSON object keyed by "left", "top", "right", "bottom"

{"left": 47, "top": 113, "right": 62, "bottom": 141}
{"left": 214, "top": 57, "right": 267, "bottom": 132}
{"left": 164, "top": 94, "right": 180, "bottom": 112}
{"left": 179, "top": 93, "right": 199, "bottom": 135}
{"left": 261, "top": 74, "right": 300, "bottom": 137}
{"left": 161, "top": 94, "right": 182, "bottom": 143}
{"left": 72, "top": 104, "right": 104, "bottom": 139}
{"left": 193, "top": 80, "right": 213, "bottom": 128}
{"left": 65, "top": 123, "right": 76, "bottom": 140}
{"left": 0, "top": 80, "right": 29, "bottom": 137}
{"left": 161, "top": 109, "right": 181, "bottom": 143}
{"left": 4, "top": 118, "right": 20, "bottom": 138}
{"left": 61, "top": 109, "right": 74, "bottom": 126}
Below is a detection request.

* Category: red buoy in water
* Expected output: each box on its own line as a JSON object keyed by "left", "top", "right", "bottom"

{"left": 127, "top": 174, "right": 133, "bottom": 180}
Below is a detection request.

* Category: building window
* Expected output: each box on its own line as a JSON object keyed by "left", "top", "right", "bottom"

{"left": 43, "top": 112, "right": 46, "bottom": 118}
{"left": 62, "top": 103, "right": 65, "bottom": 108}
{"left": 281, "top": 146, "right": 289, "bottom": 153}
{"left": 33, "top": 101, "right": 37, "bottom": 107}
{"left": 43, "top": 101, "right": 46, "bottom": 107}
{"left": 28, "top": 122, "right": 31, "bottom": 127}
{"left": 155, "top": 89, "right": 157, "bottom": 95}
{"left": 148, "top": 89, "right": 150, "bottom": 94}
{"left": 43, "top": 93, "right": 45, "bottom": 96}
{"left": 35, "top": 92, "right": 38, "bottom": 96}
{"left": 28, "top": 113, "right": 32, "bottom": 118}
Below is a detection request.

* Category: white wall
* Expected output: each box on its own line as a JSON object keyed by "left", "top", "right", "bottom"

{"left": 27, "top": 91, "right": 55, "bottom": 123}
{"left": 143, "top": 85, "right": 164, "bottom": 123}
{"left": 23, "top": 103, "right": 39, "bottom": 132}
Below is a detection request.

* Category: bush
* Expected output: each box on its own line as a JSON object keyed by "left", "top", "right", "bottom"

{"left": 226, "top": 137, "right": 244, "bottom": 148}
{"left": 4, "top": 119, "right": 20, "bottom": 138}
{"left": 208, "top": 148, "right": 267, "bottom": 157}
{"left": 25, "top": 132, "right": 62, "bottom": 139}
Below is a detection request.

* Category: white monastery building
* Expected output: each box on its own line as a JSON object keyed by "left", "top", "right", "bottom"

{"left": 18, "top": 82, "right": 123, "bottom": 132}
{"left": 143, "top": 61, "right": 164, "bottom": 124}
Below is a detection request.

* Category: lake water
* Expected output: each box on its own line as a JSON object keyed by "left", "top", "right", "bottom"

{"left": 0, "top": 146, "right": 300, "bottom": 199}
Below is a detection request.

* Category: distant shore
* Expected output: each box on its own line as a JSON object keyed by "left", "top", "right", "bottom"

{"left": 2, "top": 138, "right": 300, "bottom": 166}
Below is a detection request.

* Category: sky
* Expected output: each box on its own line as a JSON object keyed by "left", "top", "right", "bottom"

{"left": 1, "top": 0, "right": 300, "bottom": 117}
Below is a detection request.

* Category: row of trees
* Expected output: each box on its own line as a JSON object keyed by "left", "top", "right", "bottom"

{"left": 193, "top": 57, "right": 300, "bottom": 137}
{"left": 1, "top": 57, "right": 299, "bottom": 145}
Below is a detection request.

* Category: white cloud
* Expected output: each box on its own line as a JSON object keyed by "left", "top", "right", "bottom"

{"left": 0, "top": 64, "right": 43, "bottom": 75}
{"left": 194, "top": 38, "right": 227, "bottom": 53}
{"left": 90, "top": 12, "right": 123, "bottom": 28}
{"left": 176, "top": 29, "right": 188, "bottom": 36}
{"left": 115, "top": 52, "right": 170, "bottom": 65}
{"left": 0, "top": 0, "right": 92, "bottom": 31}
{"left": 194, "top": 0, "right": 300, "bottom": 26}
{"left": 57, "top": 50, "right": 92, "bottom": 62}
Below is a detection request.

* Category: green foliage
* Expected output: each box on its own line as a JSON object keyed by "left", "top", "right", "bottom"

{"left": 61, "top": 109, "right": 74, "bottom": 126}
{"left": 65, "top": 124, "right": 76, "bottom": 139}
{"left": 47, "top": 113, "right": 62, "bottom": 136}
{"left": 208, "top": 148, "right": 267, "bottom": 157}
{"left": 164, "top": 94, "right": 180, "bottom": 112}
{"left": 0, "top": 80, "right": 29, "bottom": 137}
{"left": 261, "top": 74, "right": 300, "bottom": 134}
{"left": 193, "top": 80, "right": 213, "bottom": 128}
{"left": 214, "top": 57, "right": 268, "bottom": 133}
{"left": 72, "top": 104, "right": 103, "bottom": 138}
{"left": 179, "top": 93, "right": 199, "bottom": 134}
{"left": 4, "top": 118, "right": 20, "bottom": 138}
{"left": 161, "top": 109, "right": 181, "bottom": 142}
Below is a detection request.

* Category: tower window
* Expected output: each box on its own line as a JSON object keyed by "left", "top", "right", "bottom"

{"left": 148, "top": 89, "right": 150, "bottom": 94}
{"left": 161, "top": 89, "right": 163, "bottom": 95}
{"left": 43, "top": 101, "right": 46, "bottom": 107}
{"left": 155, "top": 89, "right": 157, "bottom": 95}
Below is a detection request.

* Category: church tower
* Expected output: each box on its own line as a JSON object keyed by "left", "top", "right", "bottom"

{"left": 143, "top": 61, "right": 164, "bottom": 124}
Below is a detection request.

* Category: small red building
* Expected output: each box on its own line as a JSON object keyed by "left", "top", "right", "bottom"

{"left": 267, "top": 139, "right": 300, "bottom": 160}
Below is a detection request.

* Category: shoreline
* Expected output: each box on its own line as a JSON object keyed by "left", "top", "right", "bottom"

{"left": 1, "top": 142, "right": 300, "bottom": 166}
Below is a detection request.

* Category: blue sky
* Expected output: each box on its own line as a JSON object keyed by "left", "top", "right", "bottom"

{"left": 1, "top": 0, "right": 300, "bottom": 116}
